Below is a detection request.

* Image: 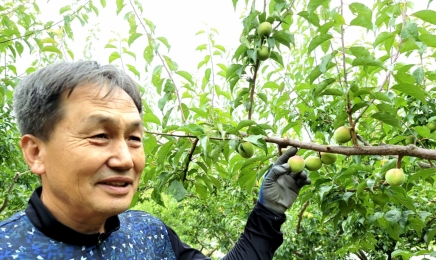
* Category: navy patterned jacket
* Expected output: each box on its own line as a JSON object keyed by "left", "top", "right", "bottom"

{"left": 0, "top": 187, "right": 286, "bottom": 259}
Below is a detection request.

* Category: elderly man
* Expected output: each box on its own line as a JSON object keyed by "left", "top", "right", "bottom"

{"left": 0, "top": 61, "right": 310, "bottom": 259}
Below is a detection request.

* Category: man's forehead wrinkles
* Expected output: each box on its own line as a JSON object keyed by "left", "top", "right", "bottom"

{"left": 84, "top": 114, "right": 143, "bottom": 128}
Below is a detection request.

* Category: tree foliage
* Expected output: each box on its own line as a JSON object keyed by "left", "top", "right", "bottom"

{"left": 1, "top": 0, "right": 436, "bottom": 259}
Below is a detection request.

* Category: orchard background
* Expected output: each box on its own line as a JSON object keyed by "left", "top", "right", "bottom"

{"left": 1, "top": 0, "right": 436, "bottom": 259}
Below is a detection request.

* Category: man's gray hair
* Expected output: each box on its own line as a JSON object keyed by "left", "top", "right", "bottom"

{"left": 13, "top": 60, "right": 143, "bottom": 141}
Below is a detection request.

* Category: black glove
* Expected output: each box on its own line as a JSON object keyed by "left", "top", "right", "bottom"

{"left": 258, "top": 147, "right": 311, "bottom": 214}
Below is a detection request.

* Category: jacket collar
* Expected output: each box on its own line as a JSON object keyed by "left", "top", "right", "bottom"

{"left": 25, "top": 187, "right": 120, "bottom": 246}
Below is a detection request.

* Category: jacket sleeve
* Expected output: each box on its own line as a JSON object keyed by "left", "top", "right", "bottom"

{"left": 167, "top": 202, "right": 286, "bottom": 260}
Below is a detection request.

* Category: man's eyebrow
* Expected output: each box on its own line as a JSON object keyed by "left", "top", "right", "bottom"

{"left": 84, "top": 114, "right": 143, "bottom": 130}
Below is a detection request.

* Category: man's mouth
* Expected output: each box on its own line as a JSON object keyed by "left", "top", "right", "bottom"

{"left": 100, "top": 182, "right": 129, "bottom": 187}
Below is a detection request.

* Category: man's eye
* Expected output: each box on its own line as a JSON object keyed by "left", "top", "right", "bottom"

{"left": 93, "top": 134, "right": 108, "bottom": 139}
{"left": 129, "top": 136, "right": 142, "bottom": 142}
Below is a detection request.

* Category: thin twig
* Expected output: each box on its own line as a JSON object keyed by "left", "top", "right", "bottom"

{"left": 354, "top": 0, "right": 408, "bottom": 126}
{"left": 0, "top": 171, "right": 31, "bottom": 213}
{"left": 339, "top": 0, "right": 358, "bottom": 148}
{"left": 182, "top": 138, "right": 199, "bottom": 182}
{"left": 248, "top": 59, "right": 260, "bottom": 120}
{"left": 128, "top": 0, "right": 186, "bottom": 123}
{"left": 296, "top": 200, "right": 310, "bottom": 233}
{"left": 206, "top": 32, "right": 216, "bottom": 118}
{"left": 0, "top": 1, "right": 90, "bottom": 44}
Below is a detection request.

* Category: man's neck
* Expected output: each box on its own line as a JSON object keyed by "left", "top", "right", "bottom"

{"left": 40, "top": 192, "right": 106, "bottom": 234}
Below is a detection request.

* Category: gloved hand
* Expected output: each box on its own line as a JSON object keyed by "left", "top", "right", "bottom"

{"left": 258, "top": 147, "right": 311, "bottom": 214}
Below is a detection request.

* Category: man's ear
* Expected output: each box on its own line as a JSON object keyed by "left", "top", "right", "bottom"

{"left": 21, "top": 134, "right": 46, "bottom": 175}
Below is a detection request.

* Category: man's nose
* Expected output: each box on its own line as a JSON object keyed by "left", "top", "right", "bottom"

{"left": 107, "top": 140, "right": 134, "bottom": 170}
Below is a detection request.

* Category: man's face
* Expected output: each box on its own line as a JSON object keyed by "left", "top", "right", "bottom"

{"left": 37, "top": 84, "right": 145, "bottom": 221}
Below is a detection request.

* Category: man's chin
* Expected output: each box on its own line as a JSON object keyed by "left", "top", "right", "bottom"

{"left": 95, "top": 195, "right": 134, "bottom": 213}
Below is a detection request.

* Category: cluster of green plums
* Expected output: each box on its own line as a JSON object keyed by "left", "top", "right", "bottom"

{"left": 256, "top": 22, "right": 272, "bottom": 61}
{"left": 332, "top": 125, "right": 406, "bottom": 186}
{"left": 287, "top": 152, "right": 337, "bottom": 173}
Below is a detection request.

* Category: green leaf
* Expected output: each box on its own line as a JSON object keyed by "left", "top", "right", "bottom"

{"left": 100, "top": 0, "right": 106, "bottom": 7}
{"left": 307, "top": 34, "right": 332, "bottom": 54}
{"left": 143, "top": 113, "right": 161, "bottom": 125}
{"left": 414, "top": 126, "right": 430, "bottom": 138}
{"left": 391, "top": 250, "right": 412, "bottom": 259}
{"left": 126, "top": 64, "right": 140, "bottom": 78}
{"left": 151, "top": 188, "right": 164, "bottom": 207}
{"left": 152, "top": 65, "right": 163, "bottom": 91}
{"left": 40, "top": 46, "right": 62, "bottom": 55}
{"left": 412, "top": 10, "right": 436, "bottom": 25}
{"left": 392, "top": 83, "right": 427, "bottom": 104}
{"left": 426, "top": 228, "right": 436, "bottom": 244}
{"left": 308, "top": 63, "right": 336, "bottom": 84}
{"left": 349, "top": 3, "right": 373, "bottom": 31}
{"left": 129, "top": 191, "right": 139, "bottom": 208}
{"left": 319, "top": 185, "right": 332, "bottom": 201}
{"left": 243, "top": 135, "right": 268, "bottom": 154}
{"left": 116, "top": 0, "right": 125, "bottom": 14}
{"left": 60, "top": 5, "right": 71, "bottom": 14}
{"left": 105, "top": 43, "right": 117, "bottom": 49}
{"left": 263, "top": 81, "right": 281, "bottom": 90}
{"left": 269, "top": 51, "right": 284, "bottom": 67}
{"left": 198, "top": 135, "right": 208, "bottom": 158}
{"left": 313, "top": 78, "right": 336, "bottom": 98}
{"left": 374, "top": 32, "right": 395, "bottom": 48}
{"left": 178, "top": 124, "right": 204, "bottom": 135}
{"left": 128, "top": 33, "right": 143, "bottom": 46}
{"left": 408, "top": 168, "right": 436, "bottom": 183}
{"left": 176, "top": 71, "right": 194, "bottom": 85}
{"left": 163, "top": 55, "right": 178, "bottom": 71}
{"left": 298, "top": 11, "right": 320, "bottom": 27}
{"left": 157, "top": 140, "right": 175, "bottom": 166}
{"left": 233, "top": 45, "right": 248, "bottom": 61}
{"left": 226, "top": 64, "right": 242, "bottom": 80}
{"left": 238, "top": 166, "right": 256, "bottom": 192}
{"left": 232, "top": 0, "right": 238, "bottom": 10}
{"left": 157, "top": 37, "right": 170, "bottom": 50}
{"left": 352, "top": 55, "right": 385, "bottom": 68}
{"left": 143, "top": 45, "right": 154, "bottom": 64}
{"left": 273, "top": 30, "right": 294, "bottom": 49}
{"left": 349, "top": 46, "right": 370, "bottom": 57}
{"left": 371, "top": 112, "right": 401, "bottom": 128}
{"left": 418, "top": 34, "right": 436, "bottom": 47}
{"left": 109, "top": 51, "right": 121, "bottom": 63}
{"left": 307, "top": 0, "right": 328, "bottom": 14}
{"left": 169, "top": 181, "right": 187, "bottom": 202}
{"left": 385, "top": 209, "right": 401, "bottom": 224}
{"left": 400, "top": 22, "right": 418, "bottom": 41}
{"left": 236, "top": 120, "right": 256, "bottom": 130}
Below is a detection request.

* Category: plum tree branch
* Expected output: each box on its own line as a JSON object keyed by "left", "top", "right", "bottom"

{"left": 266, "top": 136, "right": 436, "bottom": 160}
{"left": 144, "top": 130, "right": 436, "bottom": 160}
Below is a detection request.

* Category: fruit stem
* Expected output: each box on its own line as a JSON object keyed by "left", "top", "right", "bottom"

{"left": 396, "top": 155, "right": 403, "bottom": 169}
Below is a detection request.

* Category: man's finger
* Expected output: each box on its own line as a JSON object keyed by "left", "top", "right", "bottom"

{"left": 296, "top": 177, "right": 312, "bottom": 187}
{"left": 267, "top": 163, "right": 291, "bottom": 181}
{"left": 273, "top": 147, "right": 298, "bottom": 166}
